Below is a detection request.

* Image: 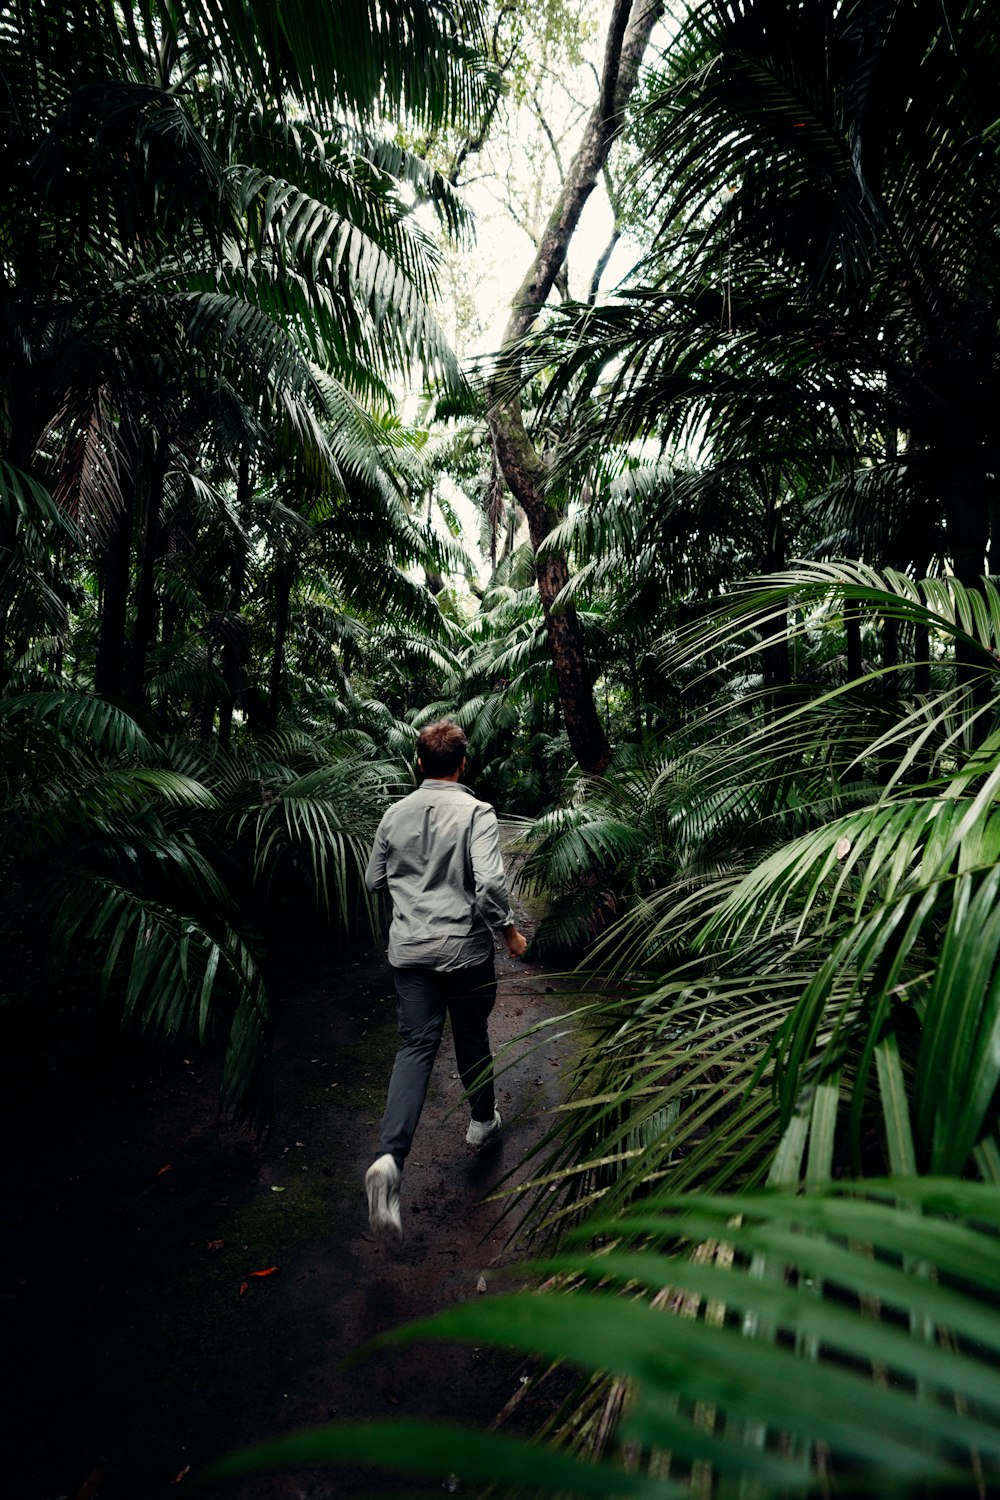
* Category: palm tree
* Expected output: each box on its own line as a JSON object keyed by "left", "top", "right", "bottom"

{"left": 207, "top": 560, "right": 1000, "bottom": 1491}
{"left": 0, "top": 0, "right": 489, "bottom": 704}
{"left": 523, "top": 0, "right": 1000, "bottom": 690}
{"left": 0, "top": 0, "right": 496, "bottom": 1118}
{"left": 179, "top": 4, "right": 1000, "bottom": 1488}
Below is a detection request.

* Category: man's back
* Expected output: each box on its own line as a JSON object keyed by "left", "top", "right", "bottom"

{"left": 366, "top": 779, "right": 513, "bottom": 972}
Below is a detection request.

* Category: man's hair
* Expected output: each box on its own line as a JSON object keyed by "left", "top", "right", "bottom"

{"left": 417, "top": 719, "right": 468, "bottom": 776}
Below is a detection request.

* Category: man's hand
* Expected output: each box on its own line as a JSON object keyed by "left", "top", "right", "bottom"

{"left": 503, "top": 926, "right": 528, "bottom": 958}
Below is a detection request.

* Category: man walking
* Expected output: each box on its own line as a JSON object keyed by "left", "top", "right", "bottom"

{"left": 363, "top": 719, "right": 527, "bottom": 1241}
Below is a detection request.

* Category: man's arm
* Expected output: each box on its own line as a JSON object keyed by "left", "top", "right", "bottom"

{"left": 470, "top": 805, "right": 527, "bottom": 957}
{"left": 365, "top": 819, "right": 388, "bottom": 892}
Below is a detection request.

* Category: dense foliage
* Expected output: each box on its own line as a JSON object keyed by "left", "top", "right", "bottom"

{"left": 7, "top": 0, "right": 1000, "bottom": 1493}
{"left": 0, "top": 0, "right": 496, "bottom": 1123}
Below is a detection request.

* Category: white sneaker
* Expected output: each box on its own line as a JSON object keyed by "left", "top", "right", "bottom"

{"left": 365, "top": 1153, "right": 403, "bottom": 1241}
{"left": 466, "top": 1109, "right": 502, "bottom": 1147}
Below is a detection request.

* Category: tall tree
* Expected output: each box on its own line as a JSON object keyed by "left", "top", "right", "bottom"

{"left": 488, "top": 0, "right": 661, "bottom": 774}
{"left": 520, "top": 0, "right": 1000, "bottom": 717}
{"left": 0, "top": 0, "right": 490, "bottom": 710}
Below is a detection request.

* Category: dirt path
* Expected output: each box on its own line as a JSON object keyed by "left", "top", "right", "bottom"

{"left": 7, "top": 884, "right": 576, "bottom": 1500}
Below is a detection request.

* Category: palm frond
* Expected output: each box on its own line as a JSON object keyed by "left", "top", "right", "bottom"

{"left": 208, "top": 1179, "right": 1000, "bottom": 1496}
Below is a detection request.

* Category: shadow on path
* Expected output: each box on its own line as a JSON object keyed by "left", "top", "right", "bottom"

{"left": 5, "top": 891, "right": 578, "bottom": 1499}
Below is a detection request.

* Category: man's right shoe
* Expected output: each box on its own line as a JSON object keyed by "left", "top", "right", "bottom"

{"left": 365, "top": 1153, "right": 403, "bottom": 1241}
{"left": 466, "top": 1109, "right": 502, "bottom": 1147}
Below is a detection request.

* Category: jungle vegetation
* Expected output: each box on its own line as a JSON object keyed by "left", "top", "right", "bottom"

{"left": 7, "top": 0, "right": 1000, "bottom": 1493}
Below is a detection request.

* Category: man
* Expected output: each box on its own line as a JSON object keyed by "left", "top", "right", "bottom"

{"left": 363, "top": 719, "right": 528, "bottom": 1242}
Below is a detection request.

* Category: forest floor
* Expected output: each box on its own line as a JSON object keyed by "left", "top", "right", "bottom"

{"left": 6, "top": 882, "right": 584, "bottom": 1500}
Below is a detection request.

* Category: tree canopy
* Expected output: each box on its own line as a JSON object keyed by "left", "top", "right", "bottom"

{"left": 8, "top": 2, "right": 1000, "bottom": 1493}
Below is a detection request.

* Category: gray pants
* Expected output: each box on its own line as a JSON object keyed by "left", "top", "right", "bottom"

{"left": 379, "top": 955, "right": 497, "bottom": 1169}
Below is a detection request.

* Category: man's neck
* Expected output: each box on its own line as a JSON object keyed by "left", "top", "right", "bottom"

{"left": 418, "top": 756, "right": 466, "bottom": 784}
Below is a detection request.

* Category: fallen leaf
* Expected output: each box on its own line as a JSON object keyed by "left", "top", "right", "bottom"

{"left": 248, "top": 1266, "right": 279, "bottom": 1277}
{"left": 170, "top": 1466, "right": 190, "bottom": 1486}
{"left": 476, "top": 1275, "right": 488, "bottom": 1293}
{"left": 73, "top": 1463, "right": 106, "bottom": 1500}
{"left": 238, "top": 1281, "right": 249, "bottom": 1296}
{"left": 270, "top": 1185, "right": 286, "bottom": 1193}
{"left": 156, "top": 1164, "right": 173, "bottom": 1177}
{"left": 836, "top": 837, "right": 852, "bottom": 860}
{"left": 206, "top": 1239, "right": 224, "bottom": 1252}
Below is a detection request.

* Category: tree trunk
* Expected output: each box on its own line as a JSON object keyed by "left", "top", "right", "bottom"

{"left": 760, "top": 483, "right": 790, "bottom": 715}
{"left": 883, "top": 614, "right": 899, "bottom": 680}
{"left": 877, "top": 611, "right": 900, "bottom": 786}
{"left": 95, "top": 465, "right": 136, "bottom": 703}
{"left": 199, "top": 647, "right": 217, "bottom": 741}
{"left": 127, "top": 439, "right": 168, "bottom": 709}
{"left": 266, "top": 557, "right": 294, "bottom": 733}
{"left": 845, "top": 610, "right": 862, "bottom": 680}
{"left": 488, "top": 0, "right": 660, "bottom": 775}
{"left": 912, "top": 545, "right": 932, "bottom": 697}
{"left": 946, "top": 482, "right": 990, "bottom": 739}
{"left": 988, "top": 490, "right": 1000, "bottom": 580}
{"left": 158, "top": 570, "right": 179, "bottom": 731}
{"left": 219, "top": 453, "right": 252, "bottom": 748}
{"left": 491, "top": 401, "right": 611, "bottom": 772}
{"left": 629, "top": 646, "right": 642, "bottom": 741}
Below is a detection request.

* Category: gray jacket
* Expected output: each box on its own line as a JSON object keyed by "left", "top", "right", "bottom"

{"left": 365, "top": 779, "right": 515, "bottom": 971}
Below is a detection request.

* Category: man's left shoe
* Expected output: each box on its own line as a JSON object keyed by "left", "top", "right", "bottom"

{"left": 466, "top": 1109, "right": 502, "bottom": 1147}
{"left": 365, "top": 1153, "right": 403, "bottom": 1241}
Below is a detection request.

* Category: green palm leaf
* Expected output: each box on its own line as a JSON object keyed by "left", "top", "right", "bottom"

{"left": 205, "top": 1181, "right": 1000, "bottom": 1496}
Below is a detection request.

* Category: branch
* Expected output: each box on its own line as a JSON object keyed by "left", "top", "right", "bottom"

{"left": 586, "top": 160, "right": 624, "bottom": 303}
{"left": 501, "top": 0, "right": 662, "bottom": 347}
{"left": 587, "top": 226, "right": 621, "bottom": 304}
{"left": 530, "top": 90, "right": 565, "bottom": 182}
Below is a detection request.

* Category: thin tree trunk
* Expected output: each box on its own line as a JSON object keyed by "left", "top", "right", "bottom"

{"left": 760, "top": 480, "right": 790, "bottom": 716}
{"left": 913, "top": 544, "right": 931, "bottom": 697}
{"left": 947, "top": 480, "right": 995, "bottom": 750}
{"left": 158, "top": 568, "right": 179, "bottom": 731}
{"left": 220, "top": 452, "right": 252, "bottom": 747}
{"left": 877, "top": 610, "right": 900, "bottom": 786}
{"left": 266, "top": 558, "right": 293, "bottom": 733}
{"left": 95, "top": 454, "right": 136, "bottom": 703}
{"left": 199, "top": 647, "right": 216, "bottom": 741}
{"left": 127, "top": 439, "right": 168, "bottom": 708}
{"left": 883, "top": 614, "right": 899, "bottom": 683}
{"left": 488, "top": 0, "right": 661, "bottom": 775}
{"left": 629, "top": 646, "right": 642, "bottom": 741}
{"left": 845, "top": 610, "right": 862, "bottom": 680}
{"left": 946, "top": 485, "right": 990, "bottom": 737}
{"left": 0, "top": 519, "right": 11, "bottom": 680}
{"left": 989, "top": 490, "right": 1000, "bottom": 580}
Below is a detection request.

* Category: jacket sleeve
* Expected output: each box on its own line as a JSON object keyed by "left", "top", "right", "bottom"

{"left": 365, "top": 817, "right": 388, "bottom": 892}
{"left": 469, "top": 803, "right": 516, "bottom": 929}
